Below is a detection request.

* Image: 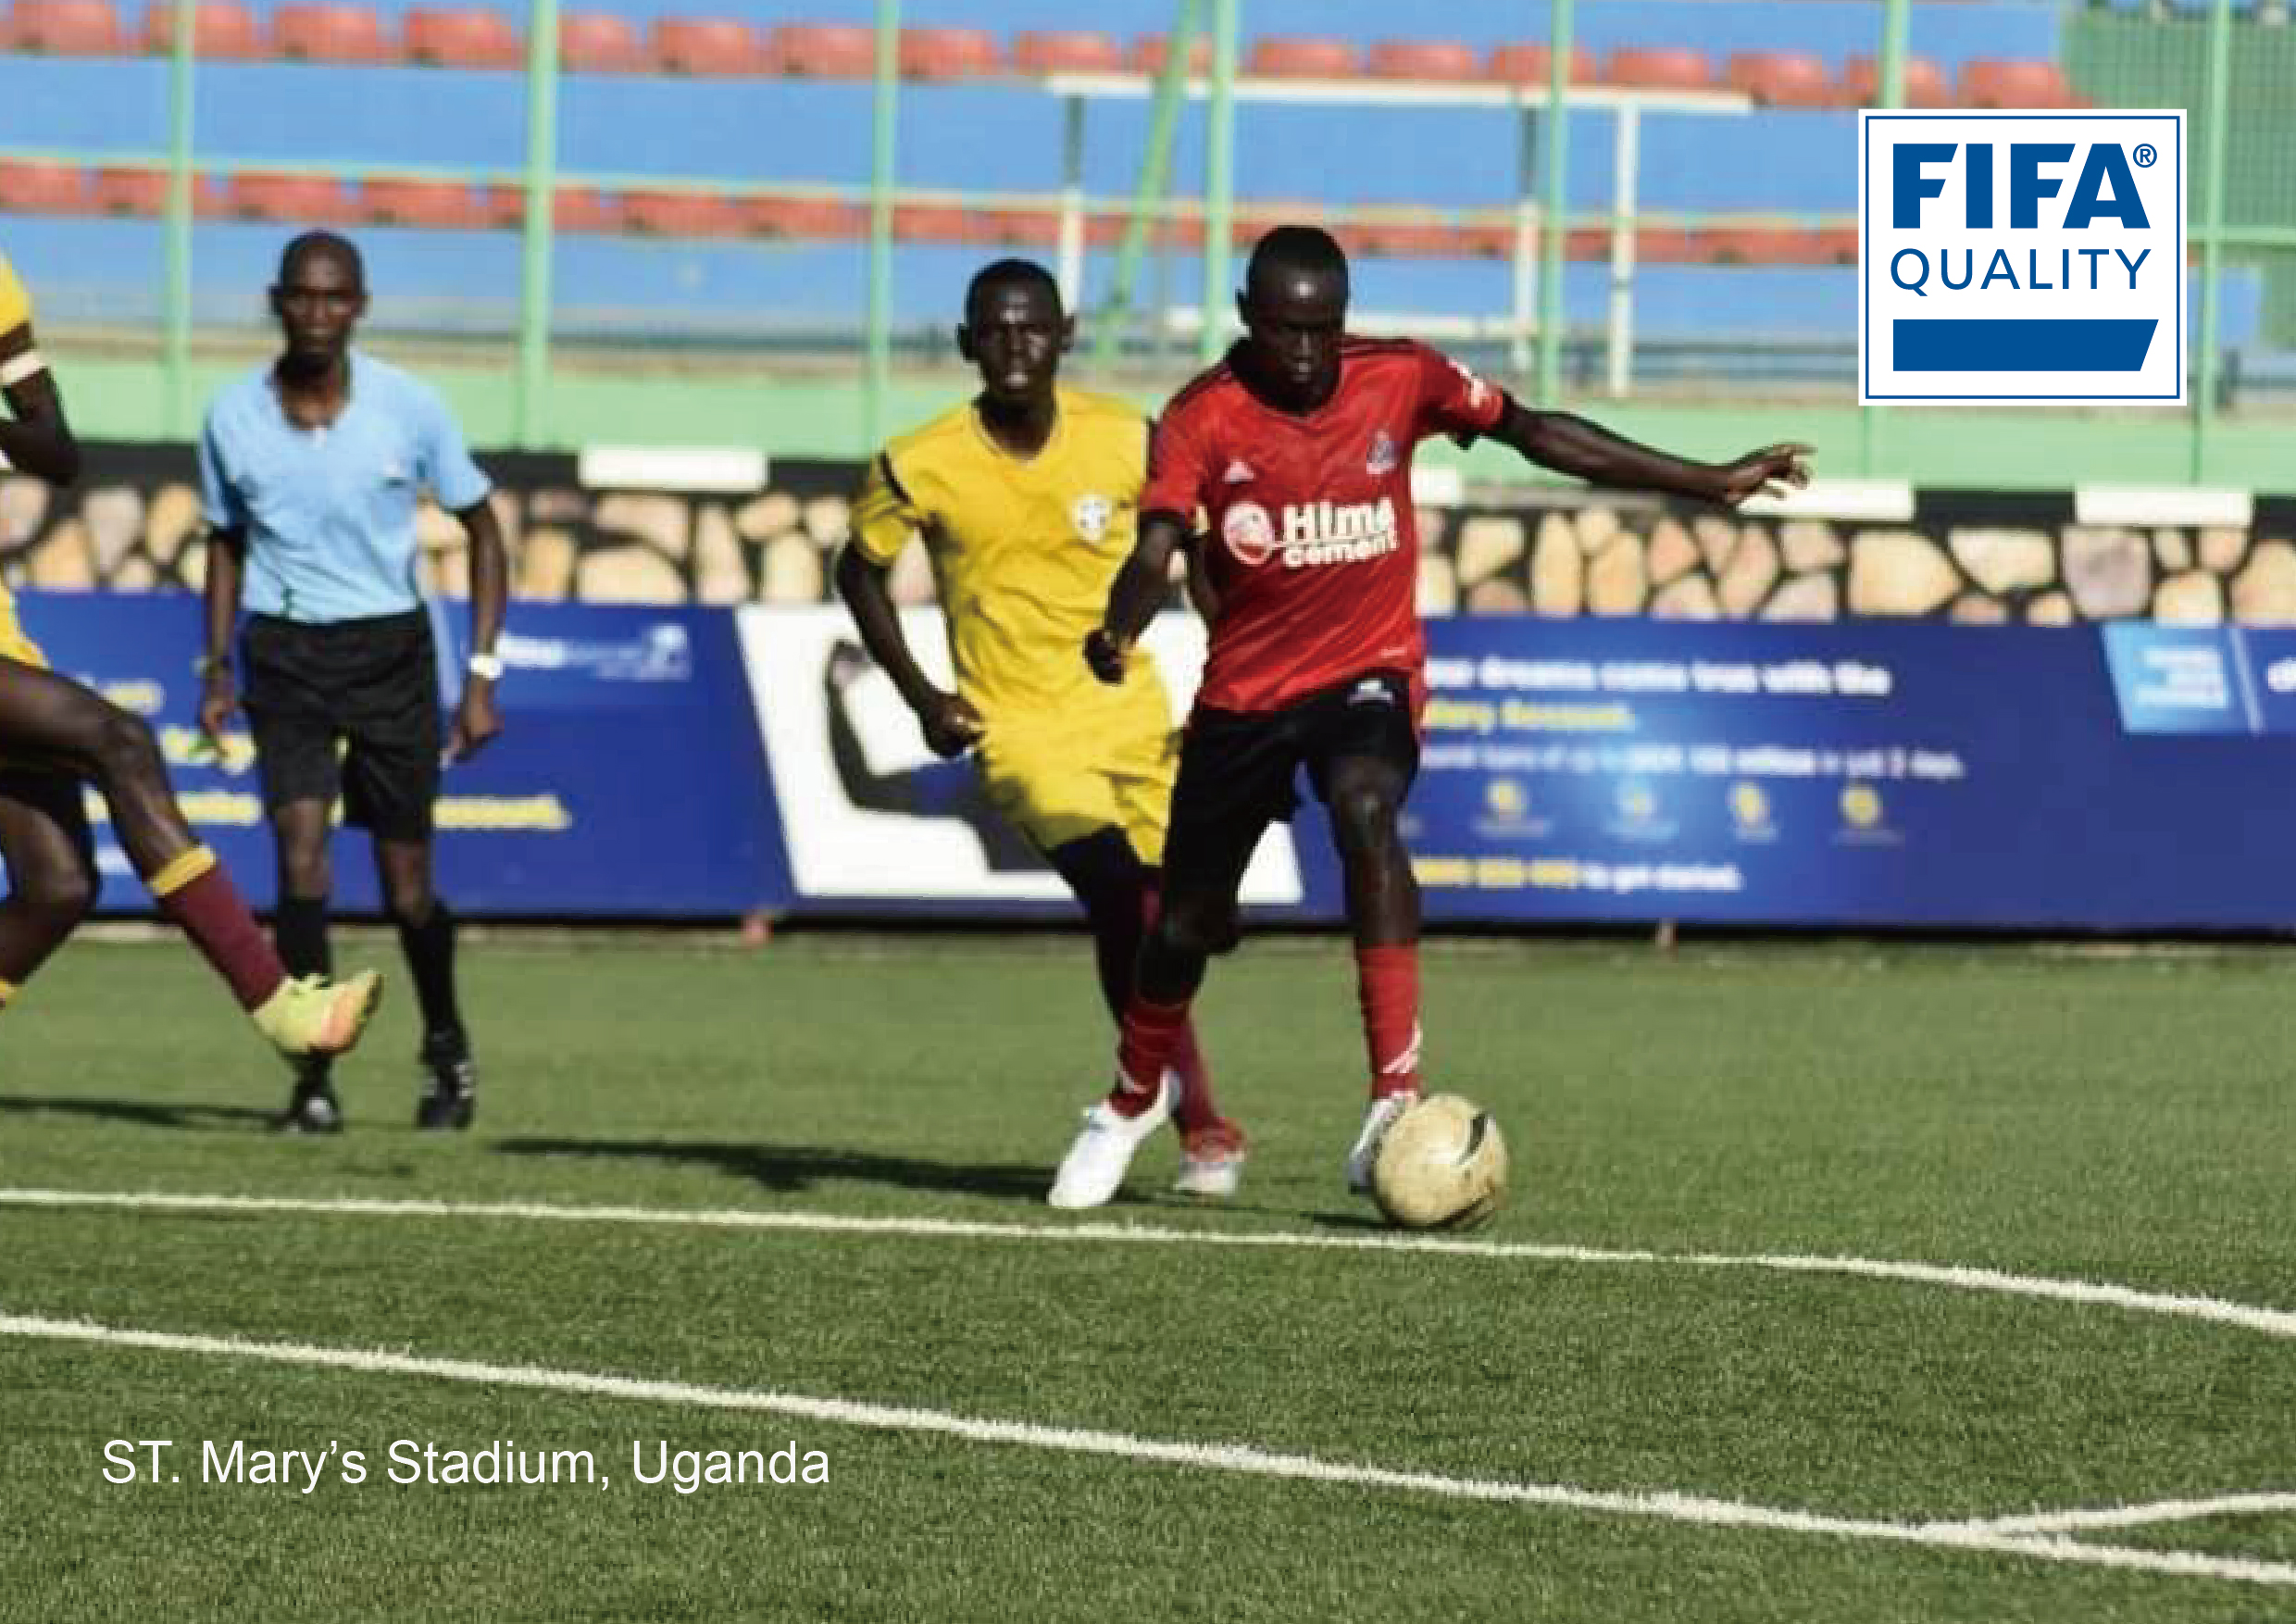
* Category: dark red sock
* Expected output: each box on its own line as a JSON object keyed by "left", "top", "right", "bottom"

{"left": 1129, "top": 879, "right": 1226, "bottom": 1136}
{"left": 1112, "top": 993, "right": 1191, "bottom": 1118}
{"left": 150, "top": 849, "right": 288, "bottom": 1012}
{"left": 1355, "top": 943, "right": 1422, "bottom": 1098}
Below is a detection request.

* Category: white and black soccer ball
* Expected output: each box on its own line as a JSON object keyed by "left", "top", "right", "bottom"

{"left": 1369, "top": 1093, "right": 1509, "bottom": 1231}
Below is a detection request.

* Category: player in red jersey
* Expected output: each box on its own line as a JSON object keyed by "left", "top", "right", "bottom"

{"left": 1047, "top": 225, "right": 1810, "bottom": 1209}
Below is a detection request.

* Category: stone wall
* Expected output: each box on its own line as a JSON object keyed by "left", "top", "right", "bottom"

{"left": 9, "top": 443, "right": 2296, "bottom": 625}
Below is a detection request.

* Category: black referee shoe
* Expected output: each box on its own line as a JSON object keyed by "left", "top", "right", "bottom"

{"left": 416, "top": 1033, "right": 477, "bottom": 1131}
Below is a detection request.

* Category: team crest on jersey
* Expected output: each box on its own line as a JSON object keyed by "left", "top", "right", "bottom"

{"left": 1365, "top": 431, "right": 1398, "bottom": 478}
{"left": 1223, "top": 458, "right": 1255, "bottom": 484}
{"left": 1070, "top": 493, "right": 1115, "bottom": 543}
{"left": 1222, "top": 501, "right": 1277, "bottom": 566}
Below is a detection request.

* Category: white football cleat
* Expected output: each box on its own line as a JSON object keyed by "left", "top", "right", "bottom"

{"left": 1344, "top": 1091, "right": 1419, "bottom": 1194}
{"left": 1048, "top": 1072, "right": 1175, "bottom": 1209}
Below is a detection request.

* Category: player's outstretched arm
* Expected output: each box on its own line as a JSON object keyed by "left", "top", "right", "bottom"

{"left": 1086, "top": 512, "right": 1187, "bottom": 684}
{"left": 0, "top": 321, "right": 81, "bottom": 487}
{"left": 444, "top": 496, "right": 508, "bottom": 762}
{"left": 830, "top": 543, "right": 982, "bottom": 758}
{"left": 1491, "top": 401, "right": 1812, "bottom": 508}
{"left": 197, "top": 526, "right": 246, "bottom": 755}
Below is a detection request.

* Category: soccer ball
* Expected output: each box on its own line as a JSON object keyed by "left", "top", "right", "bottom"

{"left": 1369, "top": 1093, "right": 1509, "bottom": 1231}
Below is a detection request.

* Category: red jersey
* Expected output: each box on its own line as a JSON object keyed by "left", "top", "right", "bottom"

{"left": 1142, "top": 337, "right": 1507, "bottom": 715}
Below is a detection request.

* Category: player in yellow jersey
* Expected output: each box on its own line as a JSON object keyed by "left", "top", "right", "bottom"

{"left": 0, "top": 250, "right": 380, "bottom": 1086}
{"left": 835, "top": 259, "right": 1245, "bottom": 1202}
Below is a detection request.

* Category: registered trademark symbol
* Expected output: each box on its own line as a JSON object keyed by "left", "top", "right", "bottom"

{"left": 2133, "top": 144, "right": 2158, "bottom": 167}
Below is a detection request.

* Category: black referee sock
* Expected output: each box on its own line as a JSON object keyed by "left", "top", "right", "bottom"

{"left": 397, "top": 901, "right": 466, "bottom": 1055}
{"left": 273, "top": 894, "right": 333, "bottom": 980}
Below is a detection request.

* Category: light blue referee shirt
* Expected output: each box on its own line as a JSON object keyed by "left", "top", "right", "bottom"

{"left": 198, "top": 349, "right": 492, "bottom": 625}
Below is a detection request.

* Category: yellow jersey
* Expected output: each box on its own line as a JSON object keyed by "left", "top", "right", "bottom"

{"left": 0, "top": 251, "right": 32, "bottom": 634}
{"left": 851, "top": 385, "right": 1164, "bottom": 726}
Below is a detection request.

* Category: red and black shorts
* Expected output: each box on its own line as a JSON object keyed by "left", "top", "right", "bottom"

{"left": 1161, "top": 668, "right": 1419, "bottom": 906}
{"left": 242, "top": 609, "right": 442, "bottom": 843}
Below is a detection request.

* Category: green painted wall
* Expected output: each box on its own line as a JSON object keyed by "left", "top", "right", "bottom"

{"left": 56, "top": 351, "right": 2295, "bottom": 493}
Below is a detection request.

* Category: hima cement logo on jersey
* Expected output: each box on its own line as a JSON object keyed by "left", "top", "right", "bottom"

{"left": 1859, "top": 110, "right": 2184, "bottom": 404}
{"left": 1222, "top": 497, "right": 1402, "bottom": 569}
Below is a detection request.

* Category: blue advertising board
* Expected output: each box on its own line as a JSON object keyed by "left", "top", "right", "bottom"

{"left": 10, "top": 593, "right": 789, "bottom": 918}
{"left": 1379, "top": 618, "right": 2296, "bottom": 929}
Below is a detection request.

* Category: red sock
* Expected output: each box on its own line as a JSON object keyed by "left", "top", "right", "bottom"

{"left": 1133, "top": 878, "right": 1227, "bottom": 1138}
{"left": 1112, "top": 993, "right": 1191, "bottom": 1118}
{"left": 1355, "top": 943, "right": 1421, "bottom": 1098}
{"left": 148, "top": 847, "right": 288, "bottom": 1012}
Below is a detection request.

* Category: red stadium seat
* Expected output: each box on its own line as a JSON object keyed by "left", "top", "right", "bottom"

{"left": 11, "top": 0, "right": 125, "bottom": 53}
{"left": 224, "top": 171, "right": 356, "bottom": 224}
{"left": 143, "top": 2, "right": 263, "bottom": 57}
{"left": 1353, "top": 212, "right": 1461, "bottom": 259}
{"left": 1365, "top": 38, "right": 1479, "bottom": 81}
{"left": 1958, "top": 57, "right": 2071, "bottom": 108}
{"left": 1841, "top": 55, "right": 1950, "bottom": 108}
{"left": 92, "top": 165, "right": 164, "bottom": 215}
{"left": 490, "top": 185, "right": 611, "bottom": 233}
{"left": 1606, "top": 47, "right": 1713, "bottom": 92}
{"left": 767, "top": 21, "right": 872, "bottom": 77}
{"left": 1807, "top": 226, "right": 1860, "bottom": 267}
{"left": 1247, "top": 36, "right": 1354, "bottom": 80}
{"left": 0, "top": 160, "right": 89, "bottom": 213}
{"left": 892, "top": 202, "right": 976, "bottom": 244}
{"left": 1126, "top": 33, "right": 1210, "bottom": 75}
{"left": 1727, "top": 50, "right": 1835, "bottom": 108}
{"left": 898, "top": 26, "right": 994, "bottom": 81}
{"left": 976, "top": 207, "right": 1059, "bottom": 247}
{"left": 1008, "top": 31, "right": 1122, "bottom": 75}
{"left": 1486, "top": 43, "right": 1596, "bottom": 85}
{"left": 362, "top": 178, "right": 493, "bottom": 229}
{"left": 651, "top": 16, "right": 766, "bottom": 76}
{"left": 622, "top": 189, "right": 745, "bottom": 237}
{"left": 1693, "top": 225, "right": 1801, "bottom": 267}
{"left": 557, "top": 11, "right": 641, "bottom": 71}
{"left": 270, "top": 3, "right": 394, "bottom": 62}
{"left": 747, "top": 194, "right": 863, "bottom": 239}
{"left": 1635, "top": 227, "right": 1696, "bottom": 265}
{"left": 402, "top": 6, "right": 519, "bottom": 68}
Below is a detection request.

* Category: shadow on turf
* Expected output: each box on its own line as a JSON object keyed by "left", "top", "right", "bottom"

{"left": 0, "top": 1094, "right": 276, "bottom": 1131}
{"left": 496, "top": 1136, "right": 1058, "bottom": 1201}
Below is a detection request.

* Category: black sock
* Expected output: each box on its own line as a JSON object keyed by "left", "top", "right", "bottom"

{"left": 398, "top": 901, "right": 466, "bottom": 1053}
{"left": 273, "top": 895, "right": 334, "bottom": 1088}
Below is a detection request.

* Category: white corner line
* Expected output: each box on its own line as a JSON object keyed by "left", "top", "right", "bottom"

{"left": 6, "top": 1186, "right": 2294, "bottom": 1343}
{"left": 4, "top": 1311, "right": 2293, "bottom": 1591}
{"left": 1928, "top": 1492, "right": 2296, "bottom": 1539}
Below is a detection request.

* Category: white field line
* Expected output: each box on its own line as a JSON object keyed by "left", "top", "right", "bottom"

{"left": 6, "top": 1186, "right": 2296, "bottom": 1343}
{"left": 1929, "top": 1493, "right": 2296, "bottom": 1538}
{"left": 4, "top": 1311, "right": 2294, "bottom": 1591}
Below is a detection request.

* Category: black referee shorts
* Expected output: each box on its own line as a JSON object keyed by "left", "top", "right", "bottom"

{"left": 1161, "top": 668, "right": 1420, "bottom": 914}
{"left": 241, "top": 609, "right": 442, "bottom": 843}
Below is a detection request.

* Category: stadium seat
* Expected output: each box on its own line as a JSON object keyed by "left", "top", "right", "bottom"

{"left": 898, "top": 26, "right": 994, "bottom": 81}
{"left": 0, "top": 159, "right": 89, "bottom": 213}
{"left": 767, "top": 21, "right": 872, "bottom": 77}
{"left": 1841, "top": 55, "right": 1950, "bottom": 108}
{"left": 1808, "top": 226, "right": 1860, "bottom": 266}
{"left": 363, "top": 177, "right": 493, "bottom": 229}
{"left": 748, "top": 194, "right": 864, "bottom": 239}
{"left": 1126, "top": 33, "right": 1210, "bottom": 74}
{"left": 651, "top": 16, "right": 766, "bottom": 76}
{"left": 1008, "top": 30, "right": 1122, "bottom": 75}
{"left": 10, "top": 0, "right": 125, "bottom": 54}
{"left": 402, "top": 6, "right": 519, "bottom": 68}
{"left": 892, "top": 202, "right": 976, "bottom": 244}
{"left": 92, "top": 165, "right": 165, "bottom": 215}
{"left": 1693, "top": 225, "right": 1803, "bottom": 267}
{"left": 1365, "top": 38, "right": 1479, "bottom": 81}
{"left": 1247, "top": 36, "right": 1355, "bottom": 79}
{"left": 539, "top": 186, "right": 619, "bottom": 233}
{"left": 1352, "top": 211, "right": 1458, "bottom": 259}
{"left": 1635, "top": 227, "right": 1697, "bottom": 264}
{"left": 143, "top": 2, "right": 264, "bottom": 58}
{"left": 621, "top": 188, "right": 745, "bottom": 237}
{"left": 1958, "top": 57, "right": 2072, "bottom": 108}
{"left": 1726, "top": 50, "right": 1835, "bottom": 108}
{"left": 270, "top": 3, "right": 394, "bottom": 62}
{"left": 1604, "top": 47, "right": 1714, "bottom": 92}
{"left": 557, "top": 11, "right": 641, "bottom": 71}
{"left": 224, "top": 171, "right": 356, "bottom": 223}
{"left": 1485, "top": 42, "right": 1596, "bottom": 84}
{"left": 976, "top": 207, "right": 1059, "bottom": 247}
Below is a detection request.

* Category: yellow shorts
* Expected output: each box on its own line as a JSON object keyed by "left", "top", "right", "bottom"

{"left": 978, "top": 700, "right": 1179, "bottom": 865}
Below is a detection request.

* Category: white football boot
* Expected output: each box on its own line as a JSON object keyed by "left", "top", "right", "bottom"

{"left": 1344, "top": 1091, "right": 1419, "bottom": 1194}
{"left": 1048, "top": 1070, "right": 1176, "bottom": 1209}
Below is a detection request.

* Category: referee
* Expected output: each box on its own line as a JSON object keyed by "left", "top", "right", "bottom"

{"left": 196, "top": 231, "right": 507, "bottom": 1132}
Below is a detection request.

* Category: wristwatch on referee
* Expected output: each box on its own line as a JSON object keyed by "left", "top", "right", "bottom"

{"left": 468, "top": 651, "right": 505, "bottom": 682}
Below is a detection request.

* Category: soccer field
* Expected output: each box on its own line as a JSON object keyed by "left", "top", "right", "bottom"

{"left": 4, "top": 933, "right": 2291, "bottom": 1622}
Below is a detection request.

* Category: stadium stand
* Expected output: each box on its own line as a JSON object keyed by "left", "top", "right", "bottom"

{"left": 10, "top": 0, "right": 125, "bottom": 53}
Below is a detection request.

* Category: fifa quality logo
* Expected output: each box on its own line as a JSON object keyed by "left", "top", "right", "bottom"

{"left": 1859, "top": 108, "right": 2184, "bottom": 405}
